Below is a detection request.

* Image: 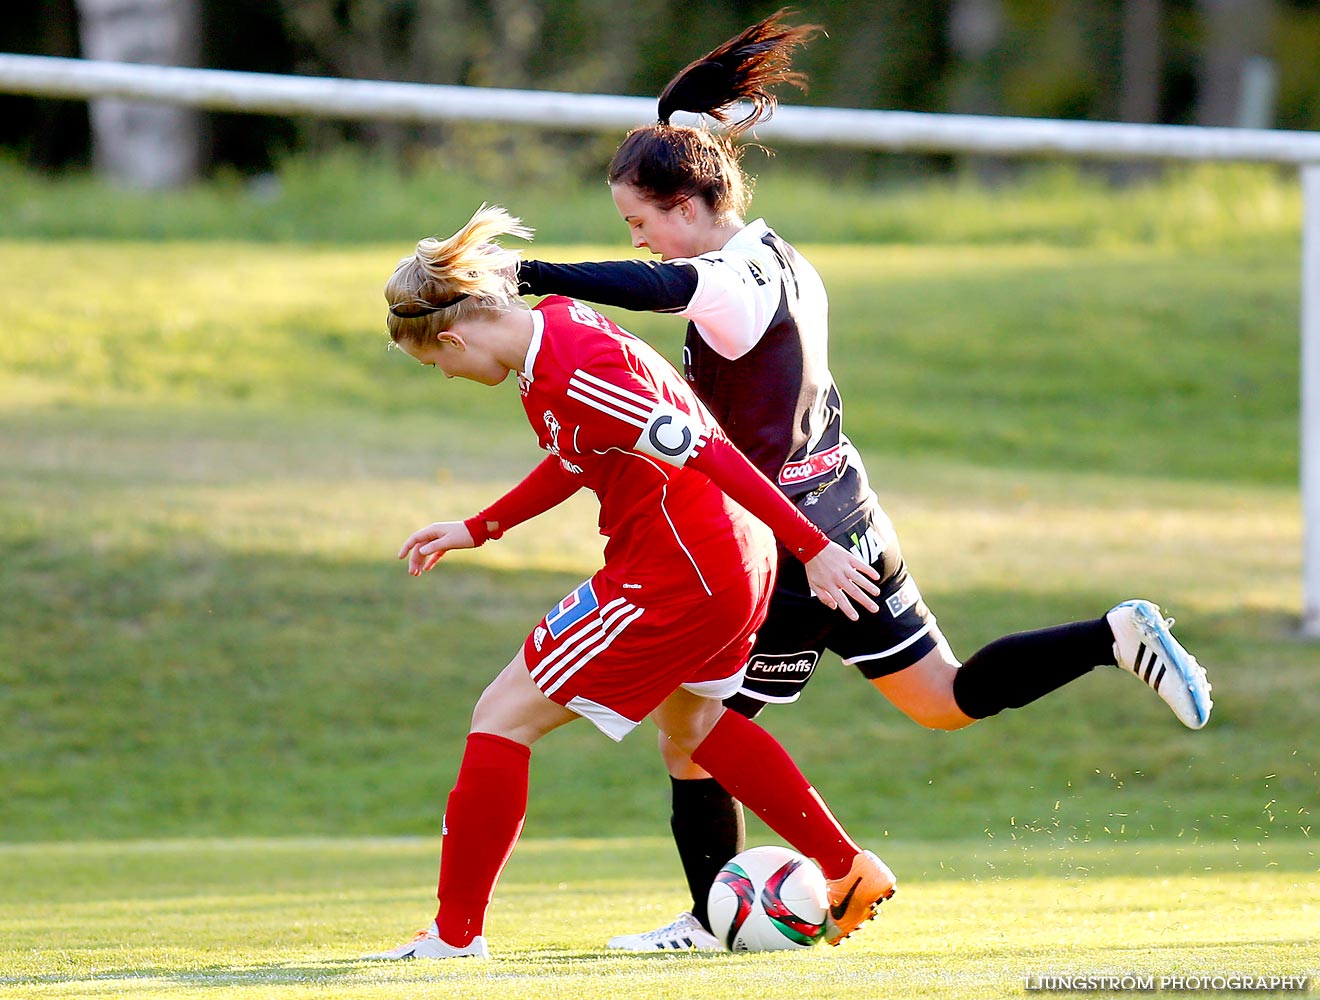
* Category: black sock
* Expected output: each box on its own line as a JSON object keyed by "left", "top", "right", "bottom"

{"left": 952, "top": 617, "right": 1117, "bottom": 719}
{"left": 670, "top": 776, "right": 744, "bottom": 930}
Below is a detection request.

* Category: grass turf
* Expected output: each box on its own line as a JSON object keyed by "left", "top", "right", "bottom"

{"left": 0, "top": 162, "right": 1315, "bottom": 991}
{"left": 1, "top": 230, "right": 1311, "bottom": 843}
{"left": 0, "top": 838, "right": 1314, "bottom": 999}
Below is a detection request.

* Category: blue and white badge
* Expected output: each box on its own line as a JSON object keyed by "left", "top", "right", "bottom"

{"left": 545, "top": 580, "right": 599, "bottom": 639}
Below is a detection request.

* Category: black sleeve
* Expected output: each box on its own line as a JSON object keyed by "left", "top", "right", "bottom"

{"left": 517, "top": 259, "right": 699, "bottom": 313}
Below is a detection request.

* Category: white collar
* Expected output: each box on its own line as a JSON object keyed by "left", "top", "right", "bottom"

{"left": 520, "top": 309, "right": 545, "bottom": 381}
{"left": 719, "top": 218, "right": 770, "bottom": 252}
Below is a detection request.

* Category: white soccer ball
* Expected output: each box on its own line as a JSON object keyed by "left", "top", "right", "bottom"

{"left": 707, "top": 845, "right": 829, "bottom": 952}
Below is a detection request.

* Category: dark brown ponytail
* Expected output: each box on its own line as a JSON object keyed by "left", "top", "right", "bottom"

{"left": 656, "top": 8, "right": 820, "bottom": 135}
{"left": 608, "top": 8, "right": 821, "bottom": 218}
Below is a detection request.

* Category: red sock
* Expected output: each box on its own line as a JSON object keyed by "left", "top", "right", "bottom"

{"left": 690, "top": 710, "right": 860, "bottom": 879}
{"left": 434, "top": 732, "right": 531, "bottom": 946}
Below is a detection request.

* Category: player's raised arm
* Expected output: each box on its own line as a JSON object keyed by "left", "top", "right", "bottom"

{"left": 518, "top": 258, "right": 697, "bottom": 314}
{"left": 519, "top": 251, "right": 769, "bottom": 361}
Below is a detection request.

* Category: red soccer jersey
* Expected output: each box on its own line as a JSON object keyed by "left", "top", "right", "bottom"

{"left": 488, "top": 296, "right": 828, "bottom": 604}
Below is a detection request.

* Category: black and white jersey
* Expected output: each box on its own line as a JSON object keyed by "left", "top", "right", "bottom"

{"left": 518, "top": 220, "right": 874, "bottom": 539}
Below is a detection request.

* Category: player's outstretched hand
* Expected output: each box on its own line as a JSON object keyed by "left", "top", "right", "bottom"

{"left": 398, "top": 521, "right": 476, "bottom": 576}
{"left": 804, "top": 542, "right": 881, "bottom": 621}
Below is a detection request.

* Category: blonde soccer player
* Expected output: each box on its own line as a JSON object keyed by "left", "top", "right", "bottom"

{"left": 364, "top": 204, "right": 898, "bottom": 960}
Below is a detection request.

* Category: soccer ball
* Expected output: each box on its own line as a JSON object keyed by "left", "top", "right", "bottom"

{"left": 707, "top": 845, "right": 828, "bottom": 952}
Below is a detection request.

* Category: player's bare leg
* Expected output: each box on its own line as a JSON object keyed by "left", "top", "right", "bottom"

{"left": 869, "top": 633, "right": 974, "bottom": 730}
{"left": 365, "top": 653, "right": 577, "bottom": 960}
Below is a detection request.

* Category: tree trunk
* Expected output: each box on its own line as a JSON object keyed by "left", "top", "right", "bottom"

{"left": 1120, "top": 0, "right": 1162, "bottom": 124}
{"left": 1195, "top": 0, "right": 1275, "bottom": 127}
{"left": 947, "top": 0, "right": 1012, "bottom": 182}
{"left": 75, "top": 0, "right": 202, "bottom": 188}
{"left": 947, "top": 0, "right": 1005, "bottom": 117}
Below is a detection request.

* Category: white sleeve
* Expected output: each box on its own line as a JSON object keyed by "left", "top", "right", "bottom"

{"left": 673, "top": 245, "right": 783, "bottom": 361}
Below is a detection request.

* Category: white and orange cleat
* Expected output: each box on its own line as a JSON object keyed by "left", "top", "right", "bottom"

{"left": 362, "top": 921, "right": 490, "bottom": 960}
{"left": 823, "top": 850, "right": 897, "bottom": 945}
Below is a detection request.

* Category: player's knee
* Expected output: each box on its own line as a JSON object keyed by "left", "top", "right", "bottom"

{"left": 879, "top": 684, "right": 976, "bottom": 730}
{"left": 905, "top": 705, "right": 977, "bottom": 731}
{"left": 661, "top": 747, "right": 709, "bottom": 780}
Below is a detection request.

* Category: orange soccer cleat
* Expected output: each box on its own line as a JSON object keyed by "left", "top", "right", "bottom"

{"left": 823, "top": 850, "right": 897, "bottom": 945}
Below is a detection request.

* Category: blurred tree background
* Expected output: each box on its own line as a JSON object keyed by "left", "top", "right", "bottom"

{"left": 1, "top": 0, "right": 1318, "bottom": 189}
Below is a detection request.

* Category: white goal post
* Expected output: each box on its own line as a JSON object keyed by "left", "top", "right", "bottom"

{"left": 3, "top": 53, "right": 1319, "bottom": 635}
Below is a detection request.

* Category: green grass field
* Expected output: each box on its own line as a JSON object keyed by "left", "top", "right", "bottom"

{"left": 2, "top": 838, "right": 1315, "bottom": 999}
{"left": 1, "top": 163, "right": 1316, "bottom": 993}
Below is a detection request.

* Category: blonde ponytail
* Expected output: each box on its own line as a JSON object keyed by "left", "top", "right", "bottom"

{"left": 385, "top": 204, "right": 534, "bottom": 344}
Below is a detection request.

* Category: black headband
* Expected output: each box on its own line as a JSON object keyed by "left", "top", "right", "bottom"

{"left": 388, "top": 292, "right": 469, "bottom": 319}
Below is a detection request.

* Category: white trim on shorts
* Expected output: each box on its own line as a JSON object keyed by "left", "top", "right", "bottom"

{"left": 565, "top": 695, "right": 639, "bottom": 742}
{"left": 735, "top": 686, "right": 804, "bottom": 705}
{"left": 681, "top": 666, "right": 747, "bottom": 702}
{"left": 561, "top": 669, "right": 746, "bottom": 742}
{"left": 840, "top": 619, "right": 936, "bottom": 667}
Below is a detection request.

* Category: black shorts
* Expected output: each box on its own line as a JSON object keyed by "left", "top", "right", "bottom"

{"left": 730, "top": 503, "right": 937, "bottom": 709}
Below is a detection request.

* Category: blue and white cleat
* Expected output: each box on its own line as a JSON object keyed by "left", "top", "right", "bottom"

{"left": 362, "top": 922, "right": 489, "bottom": 960}
{"left": 1107, "top": 599, "right": 1212, "bottom": 729}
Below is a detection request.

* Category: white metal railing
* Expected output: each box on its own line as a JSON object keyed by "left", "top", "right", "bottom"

{"left": 3, "top": 53, "right": 1319, "bottom": 634}
{"left": 3, "top": 54, "right": 1320, "bottom": 162}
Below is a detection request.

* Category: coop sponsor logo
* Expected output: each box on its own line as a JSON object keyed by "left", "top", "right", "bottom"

{"left": 745, "top": 651, "right": 819, "bottom": 686}
{"left": 777, "top": 444, "right": 843, "bottom": 485}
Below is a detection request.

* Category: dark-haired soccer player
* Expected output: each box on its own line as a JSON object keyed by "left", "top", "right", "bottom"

{"left": 515, "top": 8, "right": 1213, "bottom": 952}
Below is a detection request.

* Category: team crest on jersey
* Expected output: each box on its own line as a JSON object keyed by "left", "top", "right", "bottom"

{"left": 545, "top": 580, "right": 599, "bottom": 639}
{"left": 543, "top": 410, "right": 563, "bottom": 450}
{"left": 542, "top": 409, "right": 583, "bottom": 474}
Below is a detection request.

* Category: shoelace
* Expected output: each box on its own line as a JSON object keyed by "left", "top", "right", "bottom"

{"left": 641, "top": 918, "right": 696, "bottom": 941}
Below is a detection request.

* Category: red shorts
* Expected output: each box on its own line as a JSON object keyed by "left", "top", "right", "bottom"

{"left": 522, "top": 555, "right": 775, "bottom": 741}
